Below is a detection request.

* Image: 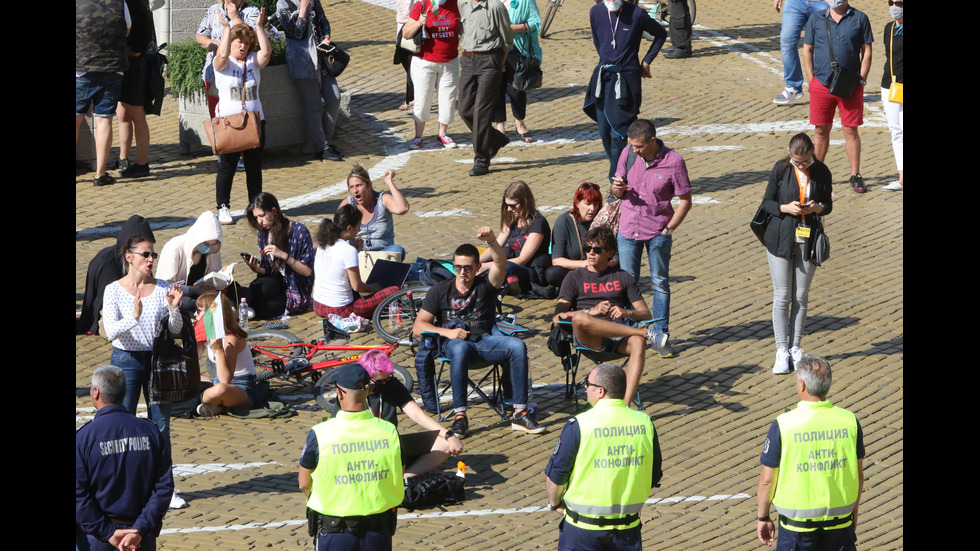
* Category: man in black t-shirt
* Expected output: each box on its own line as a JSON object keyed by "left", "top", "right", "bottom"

{"left": 553, "top": 227, "right": 667, "bottom": 405}
{"left": 413, "top": 226, "right": 545, "bottom": 438}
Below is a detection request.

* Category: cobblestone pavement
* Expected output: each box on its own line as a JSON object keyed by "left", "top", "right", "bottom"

{"left": 76, "top": 0, "right": 903, "bottom": 549}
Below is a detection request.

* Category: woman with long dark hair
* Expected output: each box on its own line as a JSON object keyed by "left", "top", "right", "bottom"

{"left": 312, "top": 205, "right": 400, "bottom": 320}
{"left": 761, "top": 133, "right": 833, "bottom": 374}
{"left": 242, "top": 192, "right": 315, "bottom": 318}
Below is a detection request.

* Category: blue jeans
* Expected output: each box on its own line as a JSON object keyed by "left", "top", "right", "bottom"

{"left": 441, "top": 329, "right": 528, "bottom": 412}
{"left": 780, "top": 0, "right": 827, "bottom": 91}
{"left": 617, "top": 233, "right": 672, "bottom": 335}
{"left": 110, "top": 348, "right": 172, "bottom": 448}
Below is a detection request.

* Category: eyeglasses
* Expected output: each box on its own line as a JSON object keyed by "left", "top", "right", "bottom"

{"left": 582, "top": 379, "right": 605, "bottom": 391}
{"left": 583, "top": 245, "right": 606, "bottom": 254}
{"left": 888, "top": 0, "right": 902, "bottom": 6}
{"left": 454, "top": 264, "right": 476, "bottom": 273}
{"left": 789, "top": 157, "right": 814, "bottom": 168}
{"left": 129, "top": 251, "right": 159, "bottom": 259}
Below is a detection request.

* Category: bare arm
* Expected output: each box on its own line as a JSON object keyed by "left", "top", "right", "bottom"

{"left": 479, "top": 226, "right": 509, "bottom": 265}
{"left": 347, "top": 266, "right": 380, "bottom": 294}
{"left": 859, "top": 43, "right": 873, "bottom": 83}
{"left": 507, "top": 231, "right": 544, "bottom": 267}
{"left": 802, "top": 43, "right": 814, "bottom": 83}
{"left": 481, "top": 227, "right": 508, "bottom": 289}
{"left": 412, "top": 308, "right": 469, "bottom": 340}
{"left": 402, "top": 400, "right": 463, "bottom": 455}
{"left": 665, "top": 193, "right": 692, "bottom": 234}
{"left": 298, "top": 466, "right": 313, "bottom": 498}
{"left": 380, "top": 170, "right": 410, "bottom": 215}
{"left": 213, "top": 6, "right": 232, "bottom": 72}
{"left": 756, "top": 466, "right": 778, "bottom": 547}
{"left": 254, "top": 8, "right": 272, "bottom": 69}
{"left": 210, "top": 334, "right": 246, "bottom": 384}
{"left": 402, "top": 8, "right": 426, "bottom": 38}
{"left": 546, "top": 478, "right": 566, "bottom": 514}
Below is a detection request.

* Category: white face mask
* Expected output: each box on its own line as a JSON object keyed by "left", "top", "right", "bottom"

{"left": 604, "top": 0, "right": 623, "bottom": 12}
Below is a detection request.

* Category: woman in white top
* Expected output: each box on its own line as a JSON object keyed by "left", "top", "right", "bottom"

{"left": 212, "top": 2, "right": 271, "bottom": 224}
{"left": 312, "top": 204, "right": 400, "bottom": 320}
{"left": 194, "top": 292, "right": 259, "bottom": 416}
{"left": 103, "top": 234, "right": 184, "bottom": 441}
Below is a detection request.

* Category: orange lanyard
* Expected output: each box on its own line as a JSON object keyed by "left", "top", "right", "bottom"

{"left": 793, "top": 166, "right": 809, "bottom": 222}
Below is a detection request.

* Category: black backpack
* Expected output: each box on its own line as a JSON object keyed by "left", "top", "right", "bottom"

{"left": 418, "top": 259, "right": 455, "bottom": 286}
{"left": 401, "top": 471, "right": 465, "bottom": 510}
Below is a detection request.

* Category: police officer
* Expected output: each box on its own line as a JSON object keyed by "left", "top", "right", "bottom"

{"left": 76, "top": 366, "right": 174, "bottom": 551}
{"left": 756, "top": 355, "right": 865, "bottom": 550}
{"left": 544, "top": 363, "right": 662, "bottom": 551}
{"left": 299, "top": 363, "right": 404, "bottom": 551}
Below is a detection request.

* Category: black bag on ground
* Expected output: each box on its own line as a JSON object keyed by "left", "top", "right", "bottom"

{"left": 150, "top": 311, "right": 200, "bottom": 405}
{"left": 401, "top": 471, "right": 465, "bottom": 510}
{"left": 419, "top": 259, "right": 455, "bottom": 286}
{"left": 546, "top": 322, "right": 571, "bottom": 358}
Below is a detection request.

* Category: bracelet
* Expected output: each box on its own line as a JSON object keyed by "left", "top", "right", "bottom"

{"left": 757, "top": 516, "right": 772, "bottom": 522}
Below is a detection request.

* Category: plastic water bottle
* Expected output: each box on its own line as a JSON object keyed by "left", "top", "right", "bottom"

{"left": 239, "top": 298, "right": 250, "bottom": 331}
{"left": 388, "top": 302, "right": 399, "bottom": 329}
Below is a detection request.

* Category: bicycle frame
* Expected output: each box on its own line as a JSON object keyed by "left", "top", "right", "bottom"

{"left": 251, "top": 339, "right": 399, "bottom": 383}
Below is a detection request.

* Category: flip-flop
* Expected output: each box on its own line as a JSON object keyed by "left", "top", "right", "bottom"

{"left": 519, "top": 132, "right": 533, "bottom": 143}
{"left": 398, "top": 101, "right": 414, "bottom": 110}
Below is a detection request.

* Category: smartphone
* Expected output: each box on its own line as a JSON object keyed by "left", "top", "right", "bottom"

{"left": 240, "top": 252, "right": 253, "bottom": 262}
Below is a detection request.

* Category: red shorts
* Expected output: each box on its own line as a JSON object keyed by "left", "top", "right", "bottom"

{"left": 809, "top": 78, "right": 864, "bottom": 127}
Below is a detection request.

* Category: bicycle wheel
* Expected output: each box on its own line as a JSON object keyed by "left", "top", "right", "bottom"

{"left": 313, "top": 363, "right": 415, "bottom": 412}
{"left": 392, "top": 364, "right": 414, "bottom": 393}
{"left": 248, "top": 329, "right": 303, "bottom": 381}
{"left": 372, "top": 287, "right": 429, "bottom": 345}
{"left": 540, "top": 2, "right": 559, "bottom": 39}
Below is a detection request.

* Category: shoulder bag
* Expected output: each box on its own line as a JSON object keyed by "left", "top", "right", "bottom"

{"left": 887, "top": 25, "right": 903, "bottom": 103}
{"left": 512, "top": 31, "right": 542, "bottom": 91}
{"left": 202, "top": 55, "right": 262, "bottom": 155}
{"left": 318, "top": 42, "right": 350, "bottom": 77}
{"left": 810, "top": 216, "right": 830, "bottom": 266}
{"left": 824, "top": 16, "right": 861, "bottom": 99}
{"left": 149, "top": 310, "right": 200, "bottom": 405}
{"left": 397, "top": 1, "right": 426, "bottom": 54}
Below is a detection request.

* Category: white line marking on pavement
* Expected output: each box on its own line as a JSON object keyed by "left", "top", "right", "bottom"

{"left": 173, "top": 462, "right": 278, "bottom": 477}
{"left": 415, "top": 209, "right": 473, "bottom": 218}
{"left": 160, "top": 494, "right": 752, "bottom": 533}
{"left": 454, "top": 157, "right": 518, "bottom": 164}
{"left": 688, "top": 145, "right": 746, "bottom": 152}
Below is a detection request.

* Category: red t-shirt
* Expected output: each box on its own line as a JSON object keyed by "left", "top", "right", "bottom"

{"left": 409, "top": 0, "right": 460, "bottom": 63}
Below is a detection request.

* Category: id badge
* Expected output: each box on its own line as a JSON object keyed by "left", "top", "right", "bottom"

{"left": 795, "top": 224, "right": 811, "bottom": 239}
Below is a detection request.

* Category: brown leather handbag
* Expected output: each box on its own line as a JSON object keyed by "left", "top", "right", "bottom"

{"left": 203, "top": 56, "right": 261, "bottom": 155}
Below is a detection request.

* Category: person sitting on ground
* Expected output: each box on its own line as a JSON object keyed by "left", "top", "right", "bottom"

{"left": 78, "top": 215, "right": 155, "bottom": 335}
{"left": 323, "top": 349, "right": 464, "bottom": 477}
{"left": 478, "top": 180, "right": 552, "bottom": 297}
{"left": 242, "top": 192, "right": 315, "bottom": 319}
{"left": 312, "top": 204, "right": 400, "bottom": 321}
{"left": 413, "top": 226, "right": 545, "bottom": 438}
{"left": 343, "top": 165, "right": 410, "bottom": 255}
{"left": 156, "top": 211, "right": 224, "bottom": 314}
{"left": 545, "top": 182, "right": 609, "bottom": 290}
{"left": 194, "top": 291, "right": 262, "bottom": 417}
{"left": 552, "top": 226, "right": 667, "bottom": 406}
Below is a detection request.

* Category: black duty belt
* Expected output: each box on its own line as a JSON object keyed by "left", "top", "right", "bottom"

{"left": 779, "top": 513, "right": 853, "bottom": 530}
{"left": 565, "top": 508, "right": 639, "bottom": 527}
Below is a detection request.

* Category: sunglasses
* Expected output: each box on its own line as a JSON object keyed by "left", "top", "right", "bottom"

{"left": 582, "top": 379, "right": 605, "bottom": 391}
{"left": 887, "top": 0, "right": 902, "bottom": 6}
{"left": 454, "top": 265, "right": 476, "bottom": 273}
{"left": 504, "top": 201, "right": 520, "bottom": 210}
{"left": 130, "top": 251, "right": 159, "bottom": 259}
{"left": 583, "top": 245, "right": 607, "bottom": 254}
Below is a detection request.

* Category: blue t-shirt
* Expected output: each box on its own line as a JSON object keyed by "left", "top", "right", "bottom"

{"left": 803, "top": 7, "right": 874, "bottom": 87}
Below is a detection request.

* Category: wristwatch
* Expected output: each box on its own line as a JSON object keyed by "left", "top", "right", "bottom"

{"left": 663, "top": 226, "right": 673, "bottom": 236}
{"left": 444, "top": 430, "right": 457, "bottom": 440}
{"left": 548, "top": 501, "right": 562, "bottom": 511}
{"left": 757, "top": 515, "right": 772, "bottom": 522}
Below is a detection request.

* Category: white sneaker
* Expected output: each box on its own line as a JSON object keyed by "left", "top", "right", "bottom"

{"left": 773, "top": 87, "right": 804, "bottom": 105}
{"left": 882, "top": 181, "right": 903, "bottom": 192}
{"left": 645, "top": 326, "right": 667, "bottom": 352}
{"left": 789, "top": 347, "right": 804, "bottom": 366}
{"left": 772, "top": 348, "right": 791, "bottom": 374}
{"left": 170, "top": 489, "right": 188, "bottom": 509}
{"left": 218, "top": 205, "right": 234, "bottom": 225}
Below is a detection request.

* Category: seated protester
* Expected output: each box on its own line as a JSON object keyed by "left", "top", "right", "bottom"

{"left": 478, "top": 180, "right": 552, "bottom": 297}
{"left": 242, "top": 192, "right": 315, "bottom": 319}
{"left": 413, "top": 226, "right": 545, "bottom": 438}
{"left": 344, "top": 165, "right": 410, "bottom": 255}
{"left": 359, "top": 350, "right": 463, "bottom": 477}
{"left": 312, "top": 205, "right": 400, "bottom": 320}
{"left": 553, "top": 227, "right": 667, "bottom": 406}
{"left": 156, "top": 210, "right": 224, "bottom": 314}
{"left": 77, "top": 215, "right": 154, "bottom": 335}
{"left": 545, "top": 182, "right": 608, "bottom": 289}
{"left": 194, "top": 292, "right": 262, "bottom": 416}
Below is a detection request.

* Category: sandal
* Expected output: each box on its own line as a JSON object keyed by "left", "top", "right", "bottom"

{"left": 398, "top": 100, "right": 414, "bottom": 110}
{"left": 519, "top": 132, "right": 533, "bottom": 143}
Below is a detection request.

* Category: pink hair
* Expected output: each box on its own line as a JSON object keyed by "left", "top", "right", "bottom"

{"left": 358, "top": 349, "right": 394, "bottom": 378}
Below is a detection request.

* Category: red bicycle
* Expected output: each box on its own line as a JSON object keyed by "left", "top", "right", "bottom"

{"left": 248, "top": 326, "right": 414, "bottom": 411}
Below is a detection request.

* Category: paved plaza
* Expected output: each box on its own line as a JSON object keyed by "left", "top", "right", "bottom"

{"left": 75, "top": 0, "right": 903, "bottom": 549}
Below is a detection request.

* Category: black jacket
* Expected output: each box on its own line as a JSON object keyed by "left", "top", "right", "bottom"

{"left": 761, "top": 159, "right": 833, "bottom": 260}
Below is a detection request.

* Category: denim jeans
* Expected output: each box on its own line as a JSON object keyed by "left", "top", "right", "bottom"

{"left": 780, "top": 0, "right": 828, "bottom": 91}
{"left": 110, "top": 348, "right": 172, "bottom": 448}
{"left": 617, "top": 233, "right": 672, "bottom": 335}
{"left": 441, "top": 328, "right": 528, "bottom": 412}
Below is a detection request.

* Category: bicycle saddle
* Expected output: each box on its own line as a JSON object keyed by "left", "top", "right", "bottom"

{"left": 321, "top": 318, "right": 351, "bottom": 342}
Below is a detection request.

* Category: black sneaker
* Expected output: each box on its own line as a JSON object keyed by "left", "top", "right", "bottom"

{"left": 120, "top": 162, "right": 150, "bottom": 178}
{"left": 511, "top": 411, "right": 545, "bottom": 434}
{"left": 93, "top": 173, "right": 116, "bottom": 187}
{"left": 849, "top": 174, "right": 867, "bottom": 193}
{"left": 450, "top": 414, "right": 469, "bottom": 439}
{"left": 113, "top": 158, "right": 130, "bottom": 171}
{"left": 319, "top": 145, "right": 343, "bottom": 161}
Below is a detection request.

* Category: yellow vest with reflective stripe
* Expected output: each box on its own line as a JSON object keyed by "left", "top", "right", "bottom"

{"left": 307, "top": 409, "right": 404, "bottom": 517}
{"left": 773, "top": 400, "right": 859, "bottom": 532}
{"left": 562, "top": 399, "right": 654, "bottom": 530}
